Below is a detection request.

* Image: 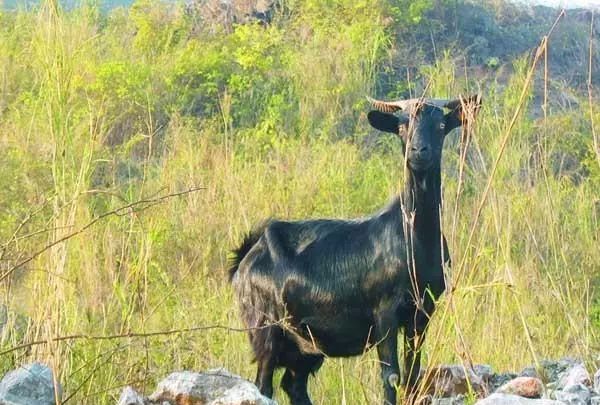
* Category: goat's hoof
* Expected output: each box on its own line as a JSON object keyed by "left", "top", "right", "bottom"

{"left": 388, "top": 373, "right": 399, "bottom": 388}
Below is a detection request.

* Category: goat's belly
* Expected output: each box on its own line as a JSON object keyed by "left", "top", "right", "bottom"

{"left": 288, "top": 312, "right": 377, "bottom": 357}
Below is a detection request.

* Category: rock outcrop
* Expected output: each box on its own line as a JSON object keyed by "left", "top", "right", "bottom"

{"left": 424, "top": 359, "right": 600, "bottom": 405}
{"left": 0, "top": 362, "right": 61, "bottom": 405}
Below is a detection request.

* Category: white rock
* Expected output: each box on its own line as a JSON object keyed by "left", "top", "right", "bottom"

{"left": 0, "top": 362, "right": 61, "bottom": 405}
{"left": 594, "top": 369, "right": 600, "bottom": 394}
{"left": 590, "top": 395, "right": 600, "bottom": 405}
{"left": 148, "top": 368, "right": 276, "bottom": 405}
{"left": 475, "top": 393, "right": 563, "bottom": 404}
{"left": 117, "top": 386, "right": 145, "bottom": 405}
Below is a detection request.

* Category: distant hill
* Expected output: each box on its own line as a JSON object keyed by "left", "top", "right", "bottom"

{"left": 1, "top": 0, "right": 135, "bottom": 9}
{"left": 2, "top": 0, "right": 597, "bottom": 90}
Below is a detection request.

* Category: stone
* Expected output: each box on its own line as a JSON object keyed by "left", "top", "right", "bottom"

{"left": 558, "top": 363, "right": 591, "bottom": 389}
{"left": 539, "top": 358, "right": 579, "bottom": 383}
{"left": 594, "top": 369, "right": 600, "bottom": 393}
{"left": 432, "top": 394, "right": 466, "bottom": 405}
{"left": 489, "top": 373, "right": 519, "bottom": 393}
{"left": 474, "top": 365, "right": 495, "bottom": 383}
{"left": 475, "top": 393, "right": 563, "bottom": 404}
{"left": 148, "top": 368, "right": 276, "bottom": 405}
{"left": 554, "top": 383, "right": 592, "bottom": 405}
{"left": 495, "top": 377, "right": 544, "bottom": 398}
{"left": 590, "top": 396, "right": 600, "bottom": 405}
{"left": 519, "top": 367, "right": 539, "bottom": 378}
{"left": 117, "top": 386, "right": 145, "bottom": 405}
{"left": 422, "top": 365, "right": 486, "bottom": 398}
{"left": 0, "top": 362, "right": 62, "bottom": 405}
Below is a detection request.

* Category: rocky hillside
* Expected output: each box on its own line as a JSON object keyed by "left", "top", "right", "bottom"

{"left": 3, "top": 0, "right": 598, "bottom": 91}
{"left": 389, "top": 1, "right": 599, "bottom": 87}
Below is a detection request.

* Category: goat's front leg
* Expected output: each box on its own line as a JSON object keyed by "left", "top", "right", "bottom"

{"left": 375, "top": 321, "right": 400, "bottom": 405}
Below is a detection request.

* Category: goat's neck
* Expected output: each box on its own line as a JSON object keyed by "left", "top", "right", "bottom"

{"left": 401, "top": 167, "right": 442, "bottom": 248}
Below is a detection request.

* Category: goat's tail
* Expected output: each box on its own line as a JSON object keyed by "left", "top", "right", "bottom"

{"left": 228, "top": 221, "right": 270, "bottom": 282}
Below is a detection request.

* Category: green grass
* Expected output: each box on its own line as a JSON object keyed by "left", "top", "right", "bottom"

{"left": 0, "top": 1, "right": 599, "bottom": 404}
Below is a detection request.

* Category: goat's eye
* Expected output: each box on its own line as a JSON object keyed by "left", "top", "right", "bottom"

{"left": 439, "top": 123, "right": 446, "bottom": 130}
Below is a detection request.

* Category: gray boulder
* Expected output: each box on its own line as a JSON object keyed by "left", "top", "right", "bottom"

{"left": 475, "top": 393, "right": 563, "bottom": 404}
{"left": 489, "top": 373, "right": 519, "bottom": 393}
{"left": 519, "top": 367, "right": 539, "bottom": 378}
{"left": 590, "top": 396, "right": 600, "bottom": 405}
{"left": 553, "top": 383, "right": 592, "bottom": 405}
{"left": 594, "top": 368, "right": 600, "bottom": 394}
{"left": 474, "top": 365, "right": 495, "bottom": 385}
{"left": 148, "top": 368, "right": 276, "bottom": 405}
{"left": 0, "top": 362, "right": 62, "bottom": 405}
{"left": 540, "top": 358, "right": 580, "bottom": 383}
{"left": 422, "top": 365, "right": 486, "bottom": 398}
{"left": 558, "top": 363, "right": 592, "bottom": 389}
{"left": 432, "top": 394, "right": 466, "bottom": 405}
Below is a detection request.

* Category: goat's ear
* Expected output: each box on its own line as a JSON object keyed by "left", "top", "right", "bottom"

{"left": 367, "top": 111, "right": 408, "bottom": 135}
{"left": 444, "top": 94, "right": 482, "bottom": 134}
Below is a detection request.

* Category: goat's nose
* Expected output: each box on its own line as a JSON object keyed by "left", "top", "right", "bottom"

{"left": 411, "top": 145, "right": 430, "bottom": 159}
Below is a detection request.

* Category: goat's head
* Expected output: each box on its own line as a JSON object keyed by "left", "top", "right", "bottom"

{"left": 367, "top": 95, "right": 482, "bottom": 173}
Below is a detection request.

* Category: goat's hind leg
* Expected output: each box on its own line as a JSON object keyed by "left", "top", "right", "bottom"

{"left": 255, "top": 357, "right": 276, "bottom": 398}
{"left": 281, "top": 355, "right": 323, "bottom": 405}
{"left": 279, "top": 337, "right": 323, "bottom": 405}
{"left": 251, "top": 326, "right": 282, "bottom": 398}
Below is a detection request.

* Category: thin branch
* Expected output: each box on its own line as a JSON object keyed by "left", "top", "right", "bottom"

{"left": 0, "top": 201, "right": 50, "bottom": 258}
{"left": 62, "top": 343, "right": 130, "bottom": 403}
{"left": 0, "top": 320, "right": 286, "bottom": 357}
{"left": 0, "top": 187, "right": 204, "bottom": 283}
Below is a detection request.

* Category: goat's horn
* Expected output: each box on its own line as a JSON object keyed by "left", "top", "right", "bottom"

{"left": 367, "top": 96, "right": 456, "bottom": 112}
{"left": 427, "top": 98, "right": 455, "bottom": 108}
{"left": 443, "top": 94, "right": 483, "bottom": 111}
{"left": 366, "top": 96, "right": 417, "bottom": 113}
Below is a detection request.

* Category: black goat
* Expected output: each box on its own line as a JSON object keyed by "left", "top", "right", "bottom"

{"left": 228, "top": 95, "right": 481, "bottom": 405}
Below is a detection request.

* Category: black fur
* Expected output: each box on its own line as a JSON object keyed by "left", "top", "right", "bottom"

{"left": 229, "top": 97, "right": 480, "bottom": 405}
{"left": 228, "top": 221, "right": 270, "bottom": 281}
